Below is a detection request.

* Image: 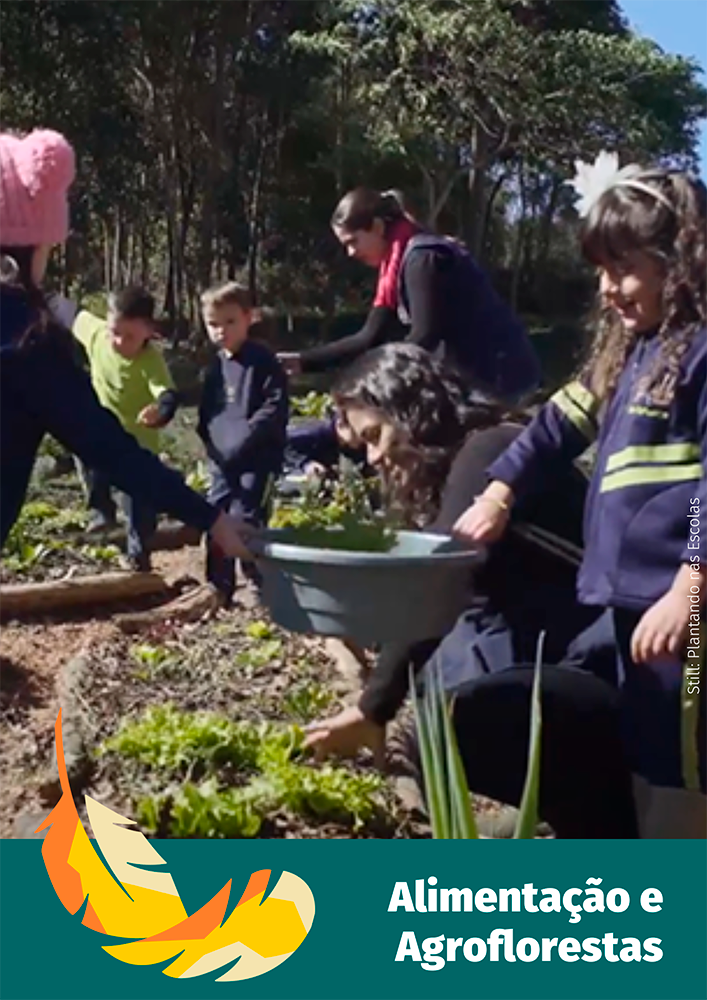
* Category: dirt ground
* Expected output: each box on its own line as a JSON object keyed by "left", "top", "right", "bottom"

{"left": 0, "top": 549, "right": 198, "bottom": 836}
{"left": 0, "top": 428, "right": 507, "bottom": 840}
{"left": 1, "top": 546, "right": 423, "bottom": 840}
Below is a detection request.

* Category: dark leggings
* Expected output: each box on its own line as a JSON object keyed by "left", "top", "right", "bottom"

{"left": 451, "top": 664, "right": 639, "bottom": 838}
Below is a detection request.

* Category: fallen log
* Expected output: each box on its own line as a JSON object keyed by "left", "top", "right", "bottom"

{"left": 0, "top": 571, "right": 169, "bottom": 620}
{"left": 115, "top": 582, "right": 221, "bottom": 633}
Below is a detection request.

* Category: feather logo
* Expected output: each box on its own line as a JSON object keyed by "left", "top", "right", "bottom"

{"left": 36, "top": 711, "right": 315, "bottom": 981}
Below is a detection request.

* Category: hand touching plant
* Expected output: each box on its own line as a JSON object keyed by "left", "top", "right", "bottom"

{"left": 304, "top": 705, "right": 386, "bottom": 767}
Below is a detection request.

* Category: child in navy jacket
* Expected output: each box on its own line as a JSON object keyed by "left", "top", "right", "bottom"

{"left": 455, "top": 156, "right": 706, "bottom": 837}
{"left": 198, "top": 283, "right": 288, "bottom": 602}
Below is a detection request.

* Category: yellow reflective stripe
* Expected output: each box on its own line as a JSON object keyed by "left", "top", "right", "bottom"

{"left": 551, "top": 388, "right": 596, "bottom": 440}
{"left": 563, "top": 380, "right": 598, "bottom": 416}
{"left": 600, "top": 463, "right": 703, "bottom": 493}
{"left": 682, "top": 635, "right": 703, "bottom": 791}
{"left": 627, "top": 405, "right": 669, "bottom": 420}
{"left": 606, "top": 442, "right": 702, "bottom": 474}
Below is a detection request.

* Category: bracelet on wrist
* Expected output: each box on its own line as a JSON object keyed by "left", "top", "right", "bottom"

{"left": 474, "top": 494, "right": 510, "bottom": 513}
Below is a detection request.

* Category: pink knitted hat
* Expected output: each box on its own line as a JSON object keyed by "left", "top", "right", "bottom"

{"left": 0, "top": 129, "right": 76, "bottom": 247}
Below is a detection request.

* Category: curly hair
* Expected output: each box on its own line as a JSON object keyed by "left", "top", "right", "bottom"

{"left": 579, "top": 168, "right": 706, "bottom": 404}
{"left": 332, "top": 343, "right": 507, "bottom": 525}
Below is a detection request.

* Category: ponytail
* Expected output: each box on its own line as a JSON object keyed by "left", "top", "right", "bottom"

{"left": 331, "top": 186, "right": 414, "bottom": 233}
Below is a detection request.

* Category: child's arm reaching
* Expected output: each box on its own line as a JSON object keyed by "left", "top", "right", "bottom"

{"left": 139, "top": 345, "right": 180, "bottom": 428}
{"left": 454, "top": 379, "right": 600, "bottom": 543}
{"left": 45, "top": 292, "right": 78, "bottom": 331}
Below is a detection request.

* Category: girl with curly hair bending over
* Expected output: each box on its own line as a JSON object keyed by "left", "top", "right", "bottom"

{"left": 456, "top": 158, "right": 706, "bottom": 837}
{"left": 305, "top": 342, "right": 638, "bottom": 838}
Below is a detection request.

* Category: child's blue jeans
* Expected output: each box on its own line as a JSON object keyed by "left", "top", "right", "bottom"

{"left": 84, "top": 464, "right": 156, "bottom": 566}
{"left": 206, "top": 465, "right": 274, "bottom": 602}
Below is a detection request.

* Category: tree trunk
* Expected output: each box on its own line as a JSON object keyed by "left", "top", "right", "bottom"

{"left": 0, "top": 572, "right": 168, "bottom": 620}
{"left": 510, "top": 166, "right": 528, "bottom": 311}
{"left": 102, "top": 219, "right": 111, "bottom": 292}
{"left": 480, "top": 170, "right": 508, "bottom": 258}
{"left": 112, "top": 214, "right": 122, "bottom": 290}
{"left": 246, "top": 121, "right": 268, "bottom": 300}
{"left": 115, "top": 583, "right": 220, "bottom": 633}
{"left": 535, "top": 176, "right": 562, "bottom": 278}
{"left": 466, "top": 122, "right": 492, "bottom": 259}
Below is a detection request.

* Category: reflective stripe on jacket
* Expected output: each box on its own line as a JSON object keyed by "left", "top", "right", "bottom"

{"left": 489, "top": 330, "right": 706, "bottom": 611}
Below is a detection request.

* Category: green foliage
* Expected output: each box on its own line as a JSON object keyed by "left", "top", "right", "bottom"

{"left": 412, "top": 638, "right": 544, "bottom": 840}
{"left": 80, "top": 544, "right": 121, "bottom": 565}
{"left": 2, "top": 500, "right": 93, "bottom": 573}
{"left": 37, "top": 437, "right": 68, "bottom": 462}
{"left": 282, "top": 681, "right": 335, "bottom": 723}
{"left": 99, "top": 704, "right": 267, "bottom": 772}
{"left": 245, "top": 620, "right": 276, "bottom": 641}
{"left": 130, "top": 643, "right": 173, "bottom": 670}
{"left": 272, "top": 465, "right": 395, "bottom": 551}
{"left": 102, "top": 705, "right": 388, "bottom": 837}
{"left": 142, "top": 779, "right": 265, "bottom": 839}
{"left": 2, "top": 0, "right": 702, "bottom": 328}
{"left": 290, "top": 391, "right": 331, "bottom": 419}
{"left": 279, "top": 523, "right": 396, "bottom": 553}
{"left": 513, "top": 634, "right": 544, "bottom": 839}
{"left": 78, "top": 292, "right": 109, "bottom": 319}
{"left": 185, "top": 461, "right": 209, "bottom": 494}
{"left": 411, "top": 665, "right": 478, "bottom": 840}
{"left": 235, "top": 639, "right": 285, "bottom": 670}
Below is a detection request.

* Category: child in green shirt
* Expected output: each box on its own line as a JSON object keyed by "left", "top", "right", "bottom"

{"left": 71, "top": 287, "right": 180, "bottom": 570}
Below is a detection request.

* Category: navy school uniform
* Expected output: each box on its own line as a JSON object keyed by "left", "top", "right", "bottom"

{"left": 360, "top": 423, "right": 612, "bottom": 723}
{"left": 284, "top": 417, "right": 341, "bottom": 475}
{"left": 488, "top": 330, "right": 707, "bottom": 789}
{"left": 283, "top": 416, "right": 369, "bottom": 477}
{"left": 299, "top": 234, "right": 540, "bottom": 404}
{"left": 356, "top": 423, "right": 638, "bottom": 837}
{"left": 198, "top": 339, "right": 288, "bottom": 599}
{"left": 397, "top": 233, "right": 541, "bottom": 402}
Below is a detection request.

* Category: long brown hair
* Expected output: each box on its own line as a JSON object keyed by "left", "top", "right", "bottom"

{"left": 579, "top": 168, "right": 706, "bottom": 404}
{"left": 333, "top": 343, "right": 509, "bottom": 525}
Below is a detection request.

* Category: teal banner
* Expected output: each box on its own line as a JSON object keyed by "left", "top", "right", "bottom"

{"left": 1, "top": 840, "right": 705, "bottom": 1000}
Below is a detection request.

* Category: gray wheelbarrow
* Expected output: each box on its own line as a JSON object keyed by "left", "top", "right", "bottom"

{"left": 251, "top": 528, "right": 482, "bottom": 645}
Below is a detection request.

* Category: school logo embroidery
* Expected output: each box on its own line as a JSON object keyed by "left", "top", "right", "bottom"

{"left": 632, "top": 371, "right": 676, "bottom": 410}
{"left": 36, "top": 711, "right": 315, "bottom": 982}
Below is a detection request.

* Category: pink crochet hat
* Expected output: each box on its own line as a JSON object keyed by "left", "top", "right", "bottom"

{"left": 0, "top": 129, "right": 75, "bottom": 247}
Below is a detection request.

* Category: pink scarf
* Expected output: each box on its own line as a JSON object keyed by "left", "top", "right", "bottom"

{"left": 373, "top": 218, "right": 418, "bottom": 310}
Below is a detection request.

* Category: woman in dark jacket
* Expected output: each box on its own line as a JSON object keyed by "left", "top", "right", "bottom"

{"left": 0, "top": 128, "right": 249, "bottom": 560}
{"left": 303, "top": 343, "right": 637, "bottom": 838}
{"left": 279, "top": 188, "right": 540, "bottom": 403}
